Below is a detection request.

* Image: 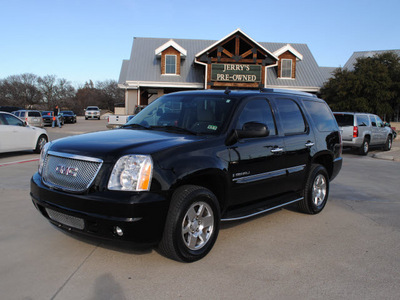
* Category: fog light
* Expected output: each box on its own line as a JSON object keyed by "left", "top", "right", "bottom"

{"left": 114, "top": 226, "right": 124, "bottom": 237}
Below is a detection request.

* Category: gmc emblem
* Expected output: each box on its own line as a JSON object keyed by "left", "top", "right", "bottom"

{"left": 55, "top": 165, "right": 78, "bottom": 177}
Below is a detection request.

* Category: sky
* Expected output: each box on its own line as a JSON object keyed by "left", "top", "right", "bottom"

{"left": 1, "top": 0, "right": 399, "bottom": 87}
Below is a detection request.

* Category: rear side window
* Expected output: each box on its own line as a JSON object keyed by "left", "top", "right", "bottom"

{"left": 303, "top": 100, "right": 337, "bottom": 132}
{"left": 275, "top": 98, "right": 306, "bottom": 135}
{"left": 356, "top": 115, "right": 370, "bottom": 127}
{"left": 334, "top": 114, "right": 354, "bottom": 126}
{"left": 28, "top": 111, "right": 41, "bottom": 117}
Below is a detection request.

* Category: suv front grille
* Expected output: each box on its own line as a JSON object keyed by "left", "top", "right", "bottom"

{"left": 42, "top": 151, "right": 103, "bottom": 192}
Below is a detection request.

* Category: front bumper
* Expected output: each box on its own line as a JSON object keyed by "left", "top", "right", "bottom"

{"left": 30, "top": 172, "right": 168, "bottom": 244}
{"left": 85, "top": 114, "right": 100, "bottom": 119}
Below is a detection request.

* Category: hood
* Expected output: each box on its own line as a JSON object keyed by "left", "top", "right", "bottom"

{"left": 49, "top": 128, "right": 204, "bottom": 162}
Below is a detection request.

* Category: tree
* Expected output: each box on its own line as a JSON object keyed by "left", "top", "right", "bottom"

{"left": 36, "top": 75, "right": 75, "bottom": 110}
{"left": 321, "top": 52, "right": 400, "bottom": 121}
{"left": 96, "top": 80, "right": 124, "bottom": 111}
{"left": 0, "top": 73, "right": 41, "bottom": 107}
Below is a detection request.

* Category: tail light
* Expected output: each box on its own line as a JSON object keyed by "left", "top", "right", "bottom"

{"left": 353, "top": 126, "right": 358, "bottom": 138}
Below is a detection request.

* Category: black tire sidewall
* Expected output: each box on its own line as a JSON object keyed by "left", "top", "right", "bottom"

{"left": 305, "top": 165, "right": 329, "bottom": 214}
{"left": 167, "top": 186, "right": 220, "bottom": 262}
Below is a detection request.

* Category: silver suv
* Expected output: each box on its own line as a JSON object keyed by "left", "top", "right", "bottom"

{"left": 334, "top": 112, "right": 393, "bottom": 155}
{"left": 85, "top": 106, "right": 101, "bottom": 120}
{"left": 13, "top": 110, "right": 44, "bottom": 128}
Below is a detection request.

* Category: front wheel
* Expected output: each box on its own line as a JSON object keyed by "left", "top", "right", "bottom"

{"left": 34, "top": 135, "right": 48, "bottom": 154}
{"left": 299, "top": 164, "right": 329, "bottom": 214}
{"left": 384, "top": 136, "right": 392, "bottom": 151}
{"left": 159, "top": 185, "right": 220, "bottom": 262}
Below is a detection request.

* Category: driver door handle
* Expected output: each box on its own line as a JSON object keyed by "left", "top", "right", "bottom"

{"left": 271, "top": 147, "right": 284, "bottom": 154}
{"left": 305, "top": 141, "right": 315, "bottom": 148}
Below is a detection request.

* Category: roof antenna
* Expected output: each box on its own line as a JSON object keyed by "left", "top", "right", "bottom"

{"left": 224, "top": 87, "right": 231, "bottom": 95}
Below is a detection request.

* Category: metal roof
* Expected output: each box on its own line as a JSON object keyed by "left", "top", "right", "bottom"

{"left": 343, "top": 49, "right": 400, "bottom": 71}
{"left": 119, "top": 37, "right": 328, "bottom": 91}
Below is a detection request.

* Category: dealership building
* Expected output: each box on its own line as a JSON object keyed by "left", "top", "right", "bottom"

{"left": 118, "top": 29, "right": 332, "bottom": 114}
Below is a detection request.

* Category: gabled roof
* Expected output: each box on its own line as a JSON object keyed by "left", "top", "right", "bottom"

{"left": 273, "top": 44, "right": 303, "bottom": 60}
{"left": 195, "top": 28, "right": 278, "bottom": 61}
{"left": 344, "top": 49, "right": 400, "bottom": 71}
{"left": 155, "top": 39, "right": 187, "bottom": 57}
{"left": 119, "top": 36, "right": 328, "bottom": 91}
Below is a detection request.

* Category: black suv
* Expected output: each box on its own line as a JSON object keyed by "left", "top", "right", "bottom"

{"left": 31, "top": 89, "right": 342, "bottom": 262}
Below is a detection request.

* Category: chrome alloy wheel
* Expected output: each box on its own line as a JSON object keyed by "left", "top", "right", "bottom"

{"left": 312, "top": 174, "right": 327, "bottom": 207}
{"left": 38, "top": 137, "right": 47, "bottom": 151}
{"left": 181, "top": 201, "right": 214, "bottom": 250}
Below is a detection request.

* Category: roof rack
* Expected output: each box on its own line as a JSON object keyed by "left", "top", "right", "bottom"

{"left": 260, "top": 88, "right": 317, "bottom": 98}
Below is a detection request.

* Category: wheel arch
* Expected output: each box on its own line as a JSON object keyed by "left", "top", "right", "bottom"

{"left": 311, "top": 153, "right": 334, "bottom": 180}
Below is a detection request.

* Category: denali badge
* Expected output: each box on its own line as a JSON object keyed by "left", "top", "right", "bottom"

{"left": 55, "top": 165, "right": 78, "bottom": 177}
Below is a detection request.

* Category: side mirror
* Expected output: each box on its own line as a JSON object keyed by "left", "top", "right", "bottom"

{"left": 226, "top": 122, "right": 269, "bottom": 145}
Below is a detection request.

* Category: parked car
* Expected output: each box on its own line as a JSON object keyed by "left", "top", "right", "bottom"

{"left": 31, "top": 89, "right": 342, "bottom": 262}
{"left": 42, "top": 111, "right": 64, "bottom": 126}
{"left": 61, "top": 110, "right": 77, "bottom": 123}
{"left": 85, "top": 106, "right": 101, "bottom": 120}
{"left": 12, "top": 110, "right": 44, "bottom": 128}
{"left": 334, "top": 112, "right": 393, "bottom": 155}
{"left": 0, "top": 111, "right": 48, "bottom": 153}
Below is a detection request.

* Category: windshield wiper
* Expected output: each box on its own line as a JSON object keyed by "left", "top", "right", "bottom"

{"left": 150, "top": 125, "right": 198, "bottom": 135}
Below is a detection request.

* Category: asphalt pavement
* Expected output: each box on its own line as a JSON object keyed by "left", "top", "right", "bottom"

{"left": 0, "top": 118, "right": 399, "bottom": 299}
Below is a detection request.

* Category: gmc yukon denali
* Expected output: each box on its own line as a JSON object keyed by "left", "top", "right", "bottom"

{"left": 31, "top": 89, "right": 342, "bottom": 262}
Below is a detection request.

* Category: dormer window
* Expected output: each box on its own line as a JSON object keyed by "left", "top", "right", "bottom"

{"left": 155, "top": 40, "right": 187, "bottom": 76}
{"left": 273, "top": 44, "right": 303, "bottom": 79}
{"left": 165, "top": 55, "right": 177, "bottom": 74}
{"left": 281, "top": 59, "right": 292, "bottom": 78}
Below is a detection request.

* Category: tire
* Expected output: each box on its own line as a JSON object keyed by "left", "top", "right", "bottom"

{"left": 384, "top": 136, "right": 392, "bottom": 151}
{"left": 359, "top": 138, "right": 369, "bottom": 155}
{"left": 85, "top": 117, "right": 88, "bottom": 120}
{"left": 159, "top": 185, "right": 220, "bottom": 262}
{"left": 34, "top": 135, "right": 48, "bottom": 154}
{"left": 299, "top": 164, "right": 329, "bottom": 214}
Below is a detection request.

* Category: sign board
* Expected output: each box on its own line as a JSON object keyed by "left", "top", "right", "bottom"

{"left": 211, "top": 64, "right": 262, "bottom": 83}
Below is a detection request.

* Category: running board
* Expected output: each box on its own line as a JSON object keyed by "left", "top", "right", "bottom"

{"left": 221, "top": 197, "right": 303, "bottom": 222}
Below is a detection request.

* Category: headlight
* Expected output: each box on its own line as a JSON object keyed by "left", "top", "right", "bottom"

{"left": 107, "top": 155, "right": 153, "bottom": 191}
{"left": 38, "top": 142, "right": 51, "bottom": 175}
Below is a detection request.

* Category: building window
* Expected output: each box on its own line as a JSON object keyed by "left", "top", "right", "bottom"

{"left": 281, "top": 59, "right": 292, "bottom": 78}
{"left": 165, "top": 55, "right": 177, "bottom": 74}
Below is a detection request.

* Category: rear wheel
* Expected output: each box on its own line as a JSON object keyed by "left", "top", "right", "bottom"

{"left": 159, "top": 185, "right": 220, "bottom": 262}
{"left": 299, "top": 164, "right": 329, "bottom": 214}
{"left": 34, "top": 135, "right": 48, "bottom": 154}
{"left": 359, "top": 138, "right": 369, "bottom": 155}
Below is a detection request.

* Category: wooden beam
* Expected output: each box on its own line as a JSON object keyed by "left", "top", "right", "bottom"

{"left": 235, "top": 36, "right": 240, "bottom": 56}
{"left": 241, "top": 49, "right": 253, "bottom": 58}
{"left": 222, "top": 48, "right": 234, "bottom": 58}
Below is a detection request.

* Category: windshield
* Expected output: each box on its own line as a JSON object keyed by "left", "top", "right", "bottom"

{"left": 125, "top": 93, "right": 237, "bottom": 135}
{"left": 87, "top": 107, "right": 99, "bottom": 111}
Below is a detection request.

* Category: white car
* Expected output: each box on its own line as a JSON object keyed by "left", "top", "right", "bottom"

{"left": 0, "top": 111, "right": 49, "bottom": 154}
{"left": 85, "top": 106, "right": 101, "bottom": 120}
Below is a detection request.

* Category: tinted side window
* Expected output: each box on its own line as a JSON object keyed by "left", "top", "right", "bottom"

{"left": 370, "top": 115, "right": 377, "bottom": 127}
{"left": 356, "top": 115, "right": 370, "bottom": 127}
{"left": 236, "top": 99, "right": 276, "bottom": 135}
{"left": 303, "top": 100, "right": 337, "bottom": 132}
{"left": 276, "top": 98, "right": 306, "bottom": 135}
